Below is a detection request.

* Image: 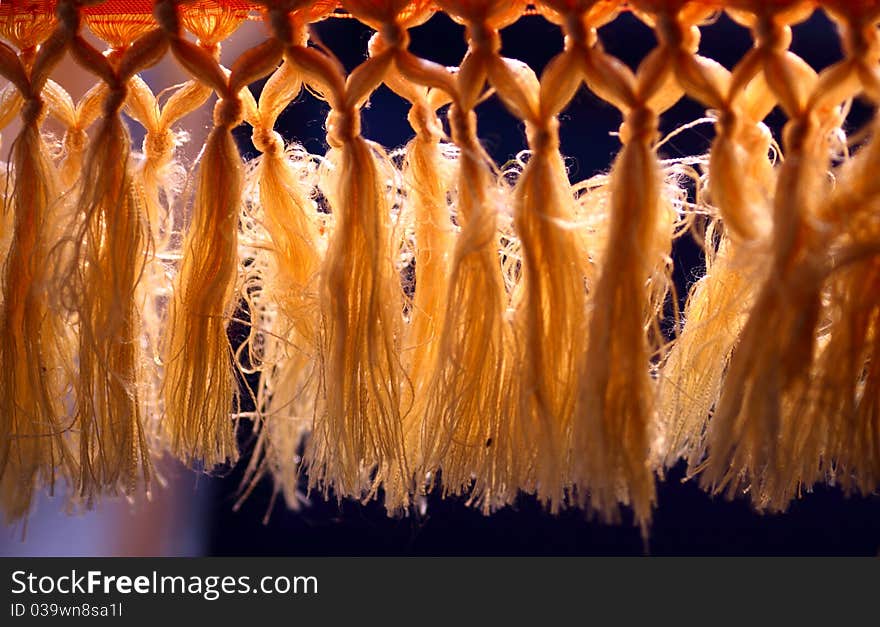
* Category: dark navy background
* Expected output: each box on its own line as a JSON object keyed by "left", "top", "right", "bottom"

{"left": 213, "top": 10, "right": 880, "bottom": 555}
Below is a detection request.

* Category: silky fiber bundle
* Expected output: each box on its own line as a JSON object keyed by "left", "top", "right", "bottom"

{"left": 2, "top": 0, "right": 880, "bottom": 533}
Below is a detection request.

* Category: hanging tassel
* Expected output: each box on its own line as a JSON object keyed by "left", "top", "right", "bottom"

{"left": 655, "top": 12, "right": 779, "bottom": 467}
{"left": 125, "top": 74, "right": 213, "bottom": 455}
{"left": 161, "top": 102, "right": 243, "bottom": 467}
{"left": 805, "top": 124, "right": 880, "bottom": 496}
{"left": 701, "top": 9, "right": 860, "bottom": 507}
{"left": 363, "top": 24, "right": 457, "bottom": 507}
{"left": 396, "top": 100, "right": 456, "bottom": 496}
{"left": 268, "top": 3, "right": 411, "bottom": 502}
{"left": 0, "top": 107, "right": 75, "bottom": 522}
{"left": 812, "top": 251, "right": 880, "bottom": 495}
{"left": 64, "top": 14, "right": 168, "bottom": 501}
{"left": 573, "top": 112, "right": 666, "bottom": 530}
{"left": 415, "top": 4, "right": 520, "bottom": 512}
{"left": 157, "top": 0, "right": 281, "bottom": 467}
{"left": 802, "top": 0, "right": 880, "bottom": 502}
{"left": 569, "top": 27, "right": 682, "bottom": 531}
{"left": 480, "top": 46, "right": 591, "bottom": 510}
{"left": 312, "top": 82, "right": 409, "bottom": 501}
{"left": 0, "top": 10, "right": 78, "bottom": 522}
{"left": 128, "top": 0, "right": 240, "bottom": 465}
{"left": 238, "top": 57, "right": 323, "bottom": 509}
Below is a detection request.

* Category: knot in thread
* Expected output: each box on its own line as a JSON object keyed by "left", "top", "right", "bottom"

{"left": 106, "top": 47, "right": 126, "bottom": 66}
{"left": 269, "top": 7, "right": 295, "bottom": 45}
{"left": 144, "top": 129, "right": 175, "bottom": 163}
{"left": 564, "top": 14, "right": 596, "bottom": 51}
{"left": 326, "top": 108, "right": 360, "bottom": 147}
{"left": 21, "top": 97, "right": 44, "bottom": 126}
{"left": 619, "top": 106, "right": 658, "bottom": 144}
{"left": 379, "top": 21, "right": 410, "bottom": 51}
{"left": 528, "top": 118, "right": 559, "bottom": 154}
{"left": 717, "top": 108, "right": 741, "bottom": 138}
{"left": 153, "top": 0, "right": 181, "bottom": 37}
{"left": 64, "top": 127, "right": 88, "bottom": 155}
{"left": 782, "top": 114, "right": 816, "bottom": 154}
{"left": 755, "top": 18, "right": 791, "bottom": 53}
{"left": 448, "top": 104, "right": 477, "bottom": 143}
{"left": 55, "top": 0, "right": 81, "bottom": 36}
{"left": 199, "top": 41, "right": 221, "bottom": 61}
{"left": 252, "top": 128, "right": 284, "bottom": 156}
{"left": 213, "top": 97, "right": 243, "bottom": 129}
{"left": 19, "top": 46, "right": 37, "bottom": 68}
{"left": 292, "top": 23, "right": 309, "bottom": 48}
{"left": 467, "top": 21, "right": 501, "bottom": 54}
{"left": 843, "top": 21, "right": 878, "bottom": 61}
{"left": 407, "top": 103, "right": 441, "bottom": 143}
{"left": 656, "top": 12, "right": 684, "bottom": 49}
{"left": 104, "top": 84, "right": 128, "bottom": 115}
{"left": 656, "top": 13, "right": 701, "bottom": 54}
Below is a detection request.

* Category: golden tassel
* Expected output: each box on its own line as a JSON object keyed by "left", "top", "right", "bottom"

{"left": 567, "top": 4, "right": 681, "bottom": 531}
{"left": 701, "top": 5, "right": 859, "bottom": 508}
{"left": 417, "top": 1, "right": 521, "bottom": 511}
{"left": 0, "top": 8, "right": 78, "bottom": 521}
{"left": 157, "top": 0, "right": 277, "bottom": 468}
{"left": 238, "top": 57, "right": 323, "bottom": 509}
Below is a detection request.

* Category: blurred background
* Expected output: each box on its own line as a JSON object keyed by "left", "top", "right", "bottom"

{"left": 2, "top": 7, "right": 880, "bottom": 556}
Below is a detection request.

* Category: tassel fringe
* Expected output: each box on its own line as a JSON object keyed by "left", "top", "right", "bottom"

{"left": 1, "top": 0, "right": 880, "bottom": 533}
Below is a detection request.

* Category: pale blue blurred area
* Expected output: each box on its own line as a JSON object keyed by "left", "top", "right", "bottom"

{"left": 0, "top": 459, "right": 211, "bottom": 557}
